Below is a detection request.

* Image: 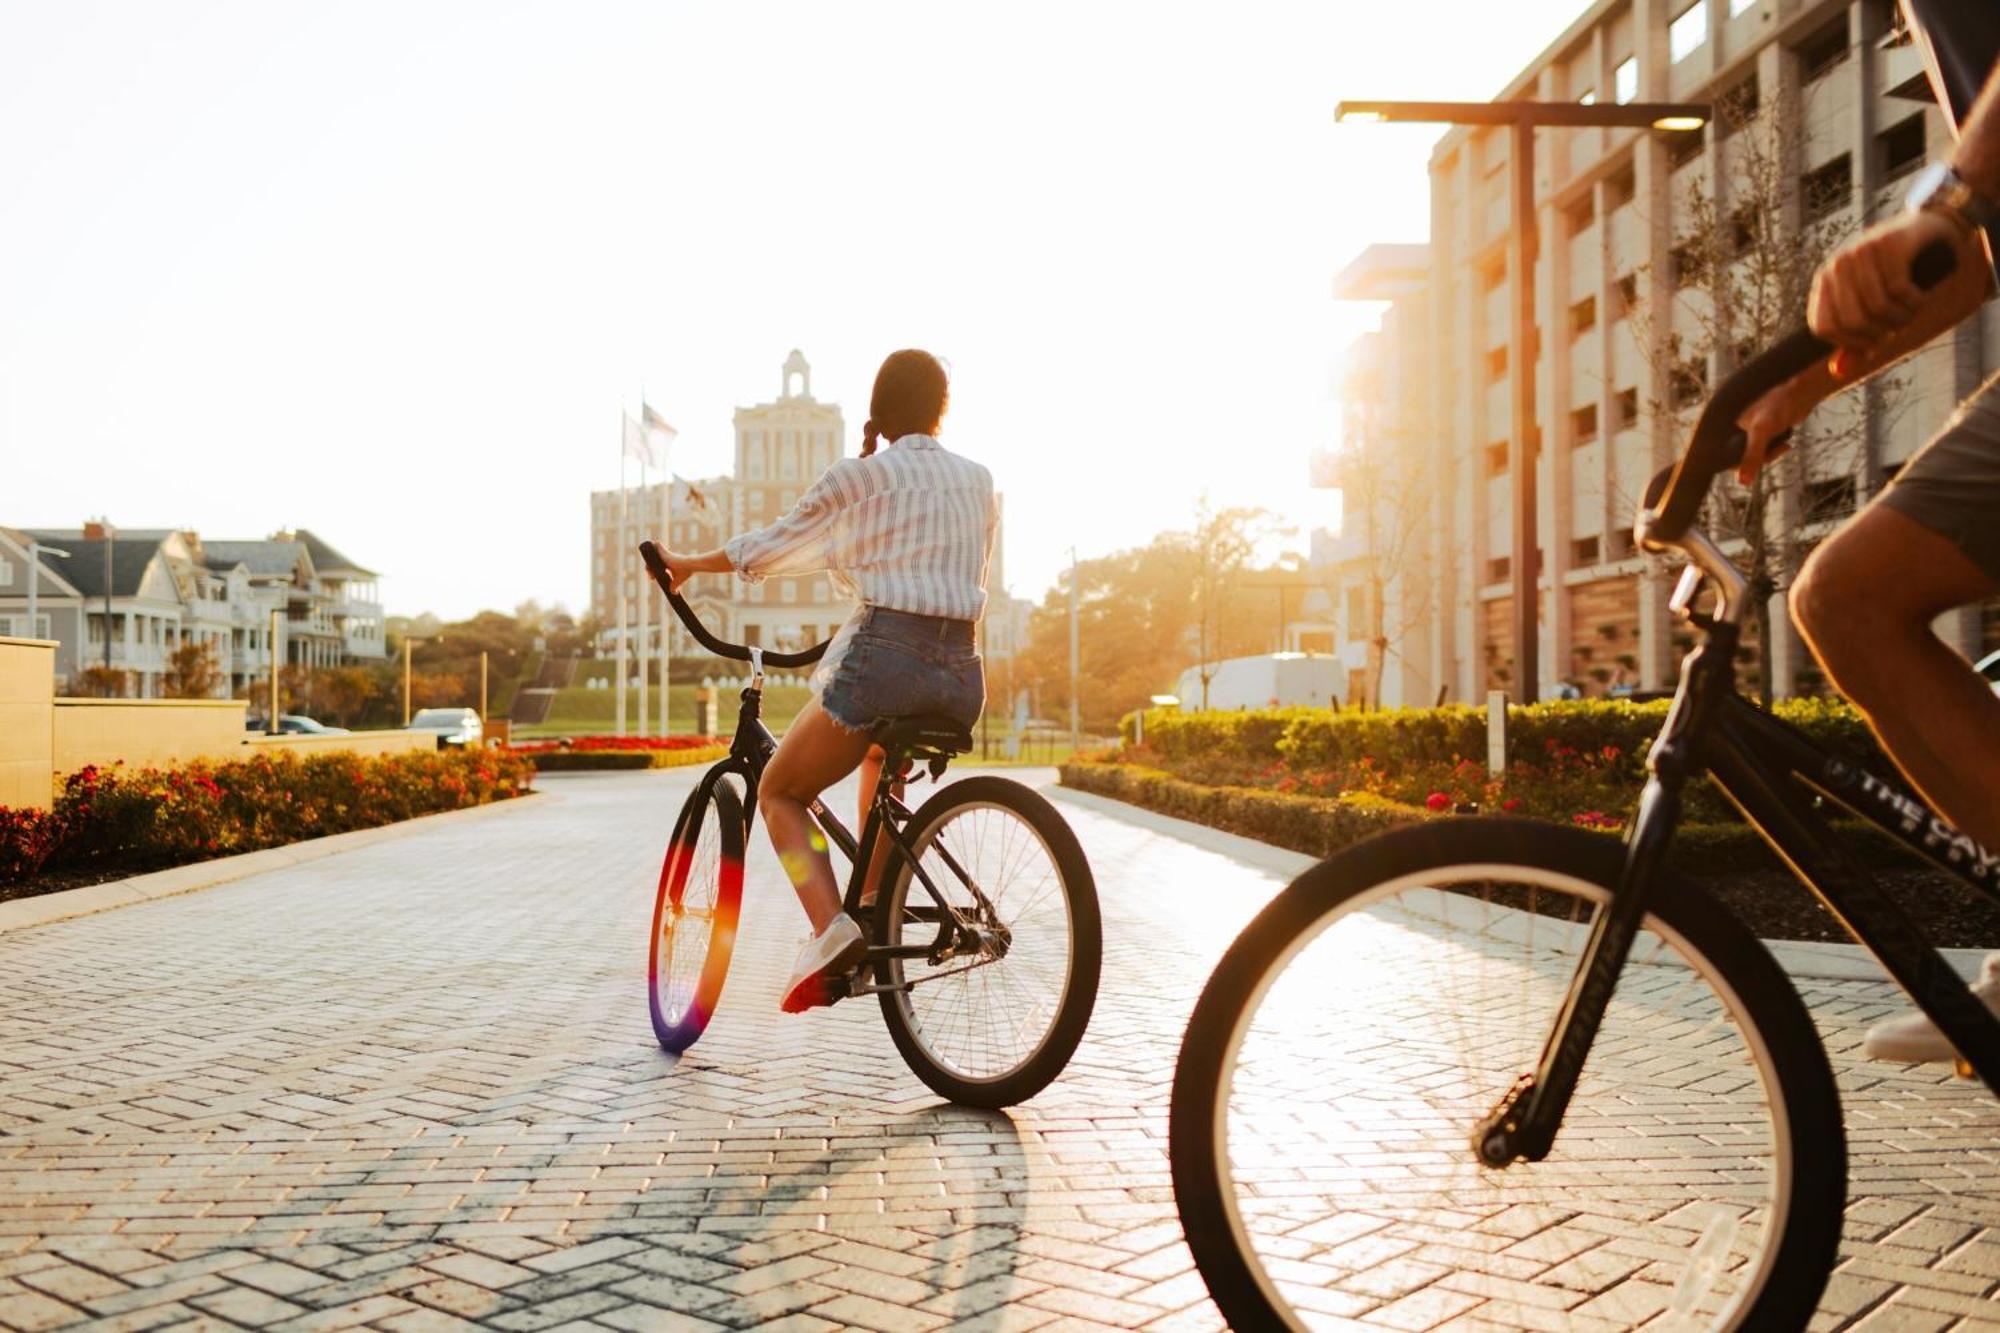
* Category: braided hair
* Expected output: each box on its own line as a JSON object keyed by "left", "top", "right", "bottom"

{"left": 861, "top": 349, "right": 949, "bottom": 457}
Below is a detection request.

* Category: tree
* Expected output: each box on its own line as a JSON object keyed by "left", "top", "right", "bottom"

{"left": 69, "top": 667, "right": 130, "bottom": 698}
{"left": 1190, "top": 499, "right": 1284, "bottom": 710}
{"left": 1631, "top": 83, "right": 1900, "bottom": 702}
{"left": 161, "top": 641, "right": 222, "bottom": 699}
{"left": 1335, "top": 377, "right": 1436, "bottom": 710}
{"left": 312, "top": 667, "right": 383, "bottom": 728}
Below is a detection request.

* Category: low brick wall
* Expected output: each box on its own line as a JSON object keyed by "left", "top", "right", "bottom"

{"left": 244, "top": 731, "right": 435, "bottom": 759}
{"left": 0, "top": 638, "right": 56, "bottom": 810}
{"left": 53, "top": 698, "right": 249, "bottom": 774}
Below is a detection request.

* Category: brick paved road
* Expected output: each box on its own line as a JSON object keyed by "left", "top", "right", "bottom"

{"left": 0, "top": 768, "right": 1996, "bottom": 1330}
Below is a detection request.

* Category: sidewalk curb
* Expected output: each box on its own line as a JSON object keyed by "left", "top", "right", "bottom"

{"left": 1049, "top": 785, "right": 1990, "bottom": 984}
{"left": 0, "top": 790, "right": 556, "bottom": 937}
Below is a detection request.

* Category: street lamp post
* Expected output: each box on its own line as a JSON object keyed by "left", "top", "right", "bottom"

{"left": 1335, "top": 98, "right": 1708, "bottom": 703}
{"left": 401, "top": 634, "right": 438, "bottom": 726}
{"left": 25, "top": 541, "right": 71, "bottom": 644}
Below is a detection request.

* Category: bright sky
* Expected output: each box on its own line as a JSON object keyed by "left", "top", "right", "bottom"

{"left": 4, "top": 0, "right": 1587, "bottom": 619}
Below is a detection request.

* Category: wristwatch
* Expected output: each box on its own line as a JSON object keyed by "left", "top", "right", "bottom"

{"left": 1907, "top": 162, "right": 2000, "bottom": 231}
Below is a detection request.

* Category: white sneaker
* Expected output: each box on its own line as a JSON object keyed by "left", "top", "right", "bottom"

{"left": 781, "top": 913, "right": 866, "bottom": 1014}
{"left": 1861, "top": 952, "right": 2000, "bottom": 1063}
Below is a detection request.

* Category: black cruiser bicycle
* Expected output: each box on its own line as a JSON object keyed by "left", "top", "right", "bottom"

{"left": 637, "top": 541, "right": 1100, "bottom": 1109}
{"left": 1170, "top": 244, "right": 1994, "bottom": 1330}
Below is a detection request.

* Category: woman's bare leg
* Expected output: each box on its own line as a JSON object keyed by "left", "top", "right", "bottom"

{"left": 855, "top": 744, "right": 903, "bottom": 911}
{"left": 759, "top": 699, "right": 875, "bottom": 934}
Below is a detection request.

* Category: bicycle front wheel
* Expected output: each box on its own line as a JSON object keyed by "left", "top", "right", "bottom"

{"left": 1171, "top": 819, "right": 1843, "bottom": 1332}
{"left": 876, "top": 776, "right": 1101, "bottom": 1108}
{"left": 648, "top": 776, "right": 745, "bottom": 1054}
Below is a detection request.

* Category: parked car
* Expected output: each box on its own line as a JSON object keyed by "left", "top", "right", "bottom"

{"left": 245, "top": 714, "right": 351, "bottom": 735}
{"left": 408, "top": 707, "right": 483, "bottom": 748}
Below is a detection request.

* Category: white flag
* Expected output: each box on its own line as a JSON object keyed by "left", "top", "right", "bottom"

{"left": 643, "top": 403, "right": 678, "bottom": 465}
{"left": 622, "top": 412, "right": 657, "bottom": 469}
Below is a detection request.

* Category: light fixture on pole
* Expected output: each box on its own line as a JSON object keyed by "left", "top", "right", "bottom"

{"left": 1334, "top": 97, "right": 1708, "bottom": 703}
{"left": 25, "top": 541, "right": 71, "bottom": 644}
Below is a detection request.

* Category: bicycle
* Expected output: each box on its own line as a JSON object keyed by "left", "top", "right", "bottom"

{"left": 1169, "top": 242, "right": 1990, "bottom": 1330}
{"left": 636, "top": 540, "right": 1101, "bottom": 1109}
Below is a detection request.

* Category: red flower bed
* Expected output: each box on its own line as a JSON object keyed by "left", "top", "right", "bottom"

{"left": 0, "top": 748, "right": 536, "bottom": 886}
{"left": 509, "top": 734, "right": 721, "bottom": 754}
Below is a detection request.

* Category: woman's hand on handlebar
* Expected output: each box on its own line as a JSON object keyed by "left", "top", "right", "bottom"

{"left": 658, "top": 547, "right": 732, "bottom": 593}
{"left": 1809, "top": 209, "right": 1990, "bottom": 378}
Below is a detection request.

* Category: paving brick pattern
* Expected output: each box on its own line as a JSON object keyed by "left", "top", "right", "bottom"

{"left": 0, "top": 769, "right": 1995, "bottom": 1329}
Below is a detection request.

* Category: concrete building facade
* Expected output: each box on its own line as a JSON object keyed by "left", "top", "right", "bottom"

{"left": 1406, "top": 0, "right": 1995, "bottom": 702}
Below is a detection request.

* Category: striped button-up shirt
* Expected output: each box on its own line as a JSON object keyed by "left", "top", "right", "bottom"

{"left": 724, "top": 434, "right": 996, "bottom": 622}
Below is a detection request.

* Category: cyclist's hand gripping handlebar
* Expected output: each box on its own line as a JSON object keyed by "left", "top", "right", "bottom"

{"left": 1642, "top": 238, "right": 1958, "bottom": 544}
{"left": 638, "top": 539, "right": 831, "bottom": 668}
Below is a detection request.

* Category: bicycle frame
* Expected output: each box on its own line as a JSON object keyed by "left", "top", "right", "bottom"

{"left": 1477, "top": 245, "right": 2000, "bottom": 1163}
{"left": 685, "top": 675, "right": 996, "bottom": 992}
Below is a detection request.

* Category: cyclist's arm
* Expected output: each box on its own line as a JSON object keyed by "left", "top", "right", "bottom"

{"left": 718, "top": 470, "right": 844, "bottom": 584}
{"left": 1738, "top": 63, "right": 2000, "bottom": 482}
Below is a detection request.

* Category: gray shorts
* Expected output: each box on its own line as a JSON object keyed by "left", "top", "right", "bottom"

{"left": 1876, "top": 368, "right": 2000, "bottom": 583}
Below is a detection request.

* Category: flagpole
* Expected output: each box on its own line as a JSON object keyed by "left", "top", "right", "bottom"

{"left": 615, "top": 422, "right": 629, "bottom": 738}
{"left": 636, "top": 448, "right": 650, "bottom": 739}
{"left": 672, "top": 470, "right": 680, "bottom": 736}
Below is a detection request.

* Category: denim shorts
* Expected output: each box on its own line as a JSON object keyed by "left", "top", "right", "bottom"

{"left": 818, "top": 606, "right": 985, "bottom": 736}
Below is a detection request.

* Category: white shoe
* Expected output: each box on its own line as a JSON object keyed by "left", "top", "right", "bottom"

{"left": 1861, "top": 952, "right": 2000, "bottom": 1063}
{"left": 781, "top": 913, "right": 865, "bottom": 1014}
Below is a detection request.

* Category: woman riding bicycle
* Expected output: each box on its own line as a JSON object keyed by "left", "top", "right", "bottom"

{"left": 656, "top": 348, "right": 996, "bottom": 1014}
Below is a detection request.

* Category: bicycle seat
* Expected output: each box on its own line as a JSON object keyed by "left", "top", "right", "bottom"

{"left": 875, "top": 713, "right": 974, "bottom": 758}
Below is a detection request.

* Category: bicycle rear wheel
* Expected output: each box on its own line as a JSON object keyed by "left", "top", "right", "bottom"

{"left": 1171, "top": 819, "right": 1843, "bottom": 1332}
{"left": 648, "top": 776, "right": 745, "bottom": 1054}
{"left": 875, "top": 776, "right": 1100, "bottom": 1108}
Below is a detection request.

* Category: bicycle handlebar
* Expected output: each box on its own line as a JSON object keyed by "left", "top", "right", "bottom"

{"left": 1642, "top": 238, "right": 1958, "bottom": 543}
{"left": 638, "top": 540, "right": 832, "bottom": 668}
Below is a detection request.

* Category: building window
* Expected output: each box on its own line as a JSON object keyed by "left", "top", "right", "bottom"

{"left": 1669, "top": 2, "right": 1708, "bottom": 63}
{"left": 781, "top": 580, "right": 795, "bottom": 603}
{"left": 1615, "top": 272, "right": 1640, "bottom": 319}
{"left": 1570, "top": 295, "right": 1596, "bottom": 338}
{"left": 1727, "top": 207, "right": 1758, "bottom": 258}
{"left": 1730, "top": 0, "right": 1756, "bottom": 14}
{"left": 1669, "top": 240, "right": 1701, "bottom": 287}
{"left": 744, "top": 624, "right": 761, "bottom": 647}
{"left": 813, "top": 582, "right": 827, "bottom": 603}
{"left": 1879, "top": 114, "right": 1926, "bottom": 183}
{"left": 1577, "top": 88, "right": 1596, "bottom": 106}
{"left": 1487, "top": 556, "right": 1512, "bottom": 584}
{"left": 1573, "top": 535, "right": 1602, "bottom": 567}
{"left": 1345, "top": 588, "right": 1366, "bottom": 641}
{"left": 1805, "top": 475, "right": 1856, "bottom": 518}
{"left": 1570, "top": 403, "right": 1599, "bottom": 444}
{"left": 1799, "top": 19, "right": 1848, "bottom": 82}
{"left": 1614, "top": 56, "right": 1638, "bottom": 105}
{"left": 1668, "top": 129, "right": 1705, "bottom": 171}
{"left": 1485, "top": 347, "right": 1508, "bottom": 382}
{"left": 1801, "top": 153, "right": 1852, "bottom": 222}
{"left": 1615, "top": 387, "right": 1640, "bottom": 429}
{"left": 1485, "top": 441, "right": 1508, "bottom": 476}
{"left": 1671, "top": 359, "right": 1708, "bottom": 408}
{"left": 1718, "top": 74, "right": 1760, "bottom": 135}
{"left": 1605, "top": 165, "right": 1636, "bottom": 210}
{"left": 1564, "top": 198, "right": 1595, "bottom": 237}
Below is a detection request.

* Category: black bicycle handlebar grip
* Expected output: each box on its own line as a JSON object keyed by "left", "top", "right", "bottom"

{"left": 1646, "top": 236, "right": 1959, "bottom": 542}
{"left": 635, "top": 539, "right": 833, "bottom": 668}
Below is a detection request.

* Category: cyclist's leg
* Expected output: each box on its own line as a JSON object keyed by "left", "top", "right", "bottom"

{"left": 1789, "top": 389, "right": 2000, "bottom": 847}
{"left": 854, "top": 744, "right": 902, "bottom": 911}
{"left": 1790, "top": 394, "right": 2000, "bottom": 1061}
{"left": 759, "top": 698, "right": 874, "bottom": 934}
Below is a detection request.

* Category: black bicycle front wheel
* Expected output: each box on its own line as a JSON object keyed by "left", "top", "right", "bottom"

{"left": 648, "top": 776, "right": 745, "bottom": 1054}
{"left": 875, "top": 776, "right": 1101, "bottom": 1108}
{"left": 1170, "top": 819, "right": 1844, "bottom": 1332}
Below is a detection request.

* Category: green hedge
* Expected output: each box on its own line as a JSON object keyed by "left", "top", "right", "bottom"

{"left": 1127, "top": 697, "right": 1883, "bottom": 773}
{"left": 1060, "top": 758, "right": 1923, "bottom": 878}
